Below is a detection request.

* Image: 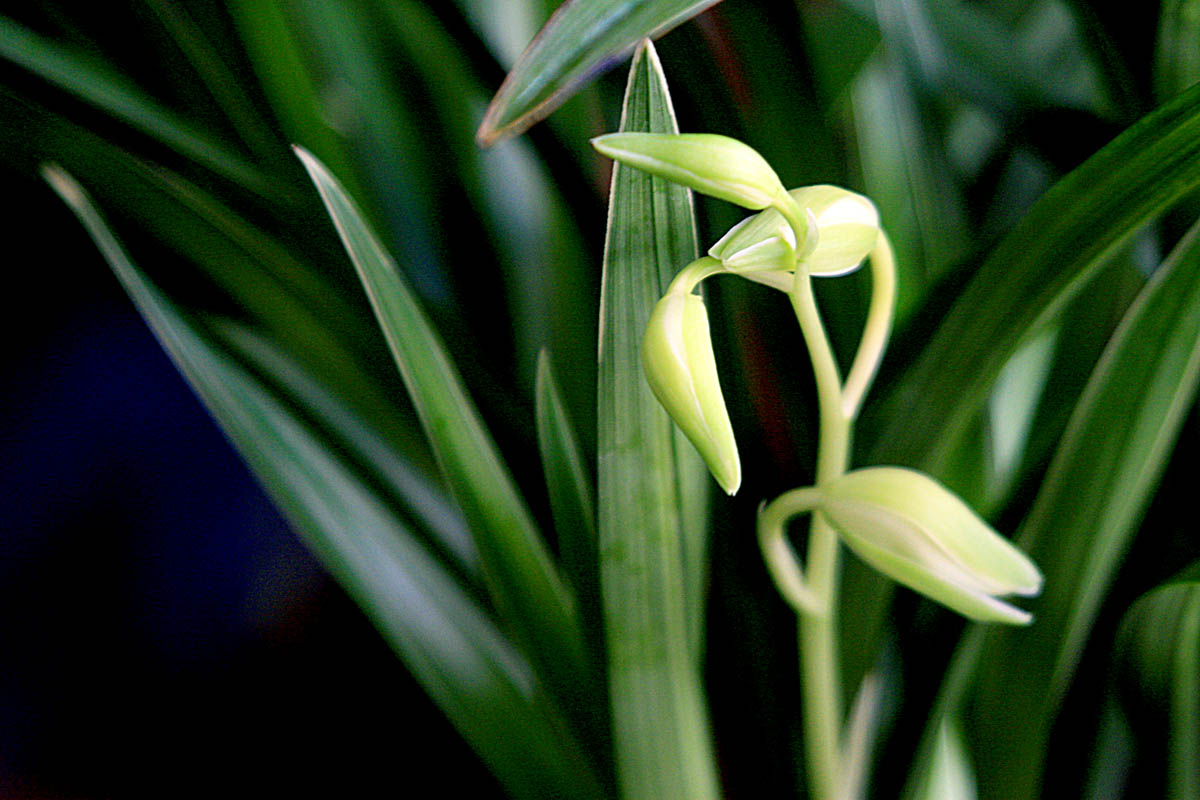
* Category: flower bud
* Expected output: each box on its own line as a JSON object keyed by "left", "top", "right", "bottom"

{"left": 642, "top": 290, "right": 741, "bottom": 495}
{"left": 708, "top": 205, "right": 813, "bottom": 273}
{"left": 592, "top": 132, "right": 788, "bottom": 211}
{"left": 819, "top": 466, "right": 1042, "bottom": 624}
{"left": 789, "top": 185, "right": 879, "bottom": 276}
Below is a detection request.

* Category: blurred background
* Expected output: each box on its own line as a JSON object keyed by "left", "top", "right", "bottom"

{"left": 0, "top": 1, "right": 1192, "bottom": 796}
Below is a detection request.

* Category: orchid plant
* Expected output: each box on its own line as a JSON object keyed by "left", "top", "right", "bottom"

{"left": 594, "top": 131, "right": 1042, "bottom": 798}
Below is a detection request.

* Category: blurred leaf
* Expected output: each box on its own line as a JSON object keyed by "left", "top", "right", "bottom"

{"left": 1116, "top": 571, "right": 1200, "bottom": 800}
{"left": 535, "top": 350, "right": 599, "bottom": 637}
{"left": 214, "top": 322, "right": 480, "bottom": 584}
{"left": 0, "top": 14, "right": 278, "bottom": 198}
{"left": 477, "top": 0, "right": 723, "bottom": 145}
{"left": 914, "top": 719, "right": 977, "bottom": 800}
{"left": 294, "top": 146, "right": 598, "bottom": 739}
{"left": 597, "top": 40, "right": 718, "bottom": 798}
{"left": 850, "top": 52, "right": 971, "bottom": 322}
{"left": 1156, "top": 0, "right": 1200, "bottom": 100}
{"left": 869, "top": 81, "right": 1200, "bottom": 474}
{"left": 44, "top": 164, "right": 604, "bottom": 800}
{"left": 379, "top": 0, "right": 596, "bottom": 418}
{"left": 966, "top": 216, "right": 1200, "bottom": 797}
{"left": 143, "top": 0, "right": 279, "bottom": 162}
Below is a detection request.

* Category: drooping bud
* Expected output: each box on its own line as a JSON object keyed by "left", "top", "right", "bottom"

{"left": 708, "top": 205, "right": 812, "bottom": 273}
{"left": 789, "top": 185, "right": 879, "bottom": 276}
{"left": 642, "top": 288, "right": 740, "bottom": 494}
{"left": 592, "top": 132, "right": 789, "bottom": 211}
{"left": 818, "top": 466, "right": 1042, "bottom": 624}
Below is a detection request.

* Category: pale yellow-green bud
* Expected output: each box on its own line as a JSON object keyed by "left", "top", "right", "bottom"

{"left": 592, "top": 132, "right": 789, "bottom": 211}
{"left": 708, "top": 204, "right": 812, "bottom": 274}
{"left": 819, "top": 466, "right": 1042, "bottom": 624}
{"left": 789, "top": 185, "right": 879, "bottom": 276}
{"left": 642, "top": 288, "right": 741, "bottom": 495}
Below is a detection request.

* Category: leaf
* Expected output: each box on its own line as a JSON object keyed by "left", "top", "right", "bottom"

{"left": 43, "top": 164, "right": 605, "bottom": 800}
{"left": 535, "top": 350, "right": 599, "bottom": 637}
{"left": 596, "top": 39, "right": 719, "bottom": 798}
{"left": 294, "top": 146, "right": 597, "bottom": 736}
{"left": 1115, "top": 572, "right": 1200, "bottom": 800}
{"left": 869, "top": 81, "right": 1200, "bottom": 475}
{"left": 0, "top": 15, "right": 278, "bottom": 198}
{"left": 1156, "top": 0, "right": 1200, "bottom": 101}
{"left": 963, "top": 216, "right": 1200, "bottom": 797}
{"left": 477, "top": 0, "right": 723, "bottom": 145}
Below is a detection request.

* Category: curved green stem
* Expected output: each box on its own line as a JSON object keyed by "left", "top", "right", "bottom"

{"left": 842, "top": 233, "right": 897, "bottom": 419}
{"left": 758, "top": 488, "right": 823, "bottom": 615}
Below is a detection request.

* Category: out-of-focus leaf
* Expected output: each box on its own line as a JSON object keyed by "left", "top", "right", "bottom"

{"left": 0, "top": 15, "right": 277, "bottom": 198}
{"left": 143, "top": 0, "right": 279, "bottom": 162}
{"left": 597, "top": 39, "right": 718, "bottom": 799}
{"left": 477, "top": 0, "right": 723, "bottom": 145}
{"left": 535, "top": 350, "right": 599, "bottom": 634}
{"left": 869, "top": 81, "right": 1200, "bottom": 474}
{"left": 850, "top": 53, "right": 971, "bottom": 323}
{"left": 379, "top": 0, "right": 595, "bottom": 419}
{"left": 214, "top": 322, "right": 480, "bottom": 584}
{"left": 295, "top": 146, "right": 597, "bottom": 736}
{"left": 1156, "top": 0, "right": 1200, "bottom": 101}
{"left": 965, "top": 217, "right": 1200, "bottom": 797}
{"left": 914, "top": 719, "right": 977, "bottom": 800}
{"left": 43, "top": 164, "right": 605, "bottom": 800}
{"left": 1115, "top": 570, "right": 1200, "bottom": 800}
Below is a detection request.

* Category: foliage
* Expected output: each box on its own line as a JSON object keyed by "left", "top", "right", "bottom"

{"left": 5, "top": 1, "right": 1200, "bottom": 797}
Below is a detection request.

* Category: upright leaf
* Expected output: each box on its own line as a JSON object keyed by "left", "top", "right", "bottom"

{"left": 966, "top": 218, "right": 1200, "bottom": 797}
{"left": 1116, "top": 571, "right": 1200, "bottom": 800}
{"left": 535, "top": 350, "right": 599, "bottom": 637}
{"left": 294, "top": 148, "right": 597, "bottom": 732}
{"left": 44, "top": 165, "right": 604, "bottom": 800}
{"left": 597, "top": 39, "right": 719, "bottom": 799}
{"left": 477, "top": 0, "right": 723, "bottom": 144}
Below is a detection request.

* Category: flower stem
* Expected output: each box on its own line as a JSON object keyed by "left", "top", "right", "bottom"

{"left": 789, "top": 269, "right": 851, "bottom": 800}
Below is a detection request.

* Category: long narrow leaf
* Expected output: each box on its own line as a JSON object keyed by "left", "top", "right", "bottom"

{"left": 597, "top": 39, "right": 719, "bottom": 799}
{"left": 1115, "top": 570, "right": 1200, "bottom": 800}
{"left": 869, "top": 82, "right": 1200, "bottom": 473}
{"left": 964, "top": 217, "right": 1200, "bottom": 797}
{"left": 535, "top": 350, "right": 599, "bottom": 635}
{"left": 477, "top": 0, "right": 722, "bottom": 145}
{"left": 294, "top": 146, "right": 596, "bottom": 732}
{"left": 0, "top": 16, "right": 277, "bottom": 197}
{"left": 43, "top": 164, "right": 604, "bottom": 800}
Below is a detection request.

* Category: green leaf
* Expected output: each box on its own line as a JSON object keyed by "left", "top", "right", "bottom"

{"left": 535, "top": 350, "right": 599, "bottom": 625}
{"left": 0, "top": 15, "right": 277, "bottom": 198}
{"left": 869, "top": 81, "right": 1200, "bottom": 475}
{"left": 1115, "top": 573, "right": 1200, "bottom": 800}
{"left": 597, "top": 39, "right": 719, "bottom": 799}
{"left": 1156, "top": 0, "right": 1200, "bottom": 101}
{"left": 294, "top": 145, "right": 597, "bottom": 736}
{"left": 477, "top": 0, "right": 723, "bottom": 145}
{"left": 964, "top": 216, "right": 1200, "bottom": 797}
{"left": 43, "top": 164, "right": 604, "bottom": 800}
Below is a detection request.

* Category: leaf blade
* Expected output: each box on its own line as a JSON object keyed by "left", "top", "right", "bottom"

{"left": 44, "top": 164, "right": 604, "bottom": 800}
{"left": 294, "top": 146, "right": 596, "bottom": 733}
{"left": 597, "top": 39, "right": 719, "bottom": 799}
{"left": 477, "top": 0, "right": 723, "bottom": 145}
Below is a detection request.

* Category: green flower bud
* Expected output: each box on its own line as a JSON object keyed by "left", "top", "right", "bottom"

{"left": 789, "top": 185, "right": 879, "bottom": 276}
{"left": 819, "top": 466, "right": 1042, "bottom": 624}
{"left": 642, "top": 289, "right": 741, "bottom": 495}
{"left": 708, "top": 205, "right": 813, "bottom": 273}
{"left": 592, "top": 132, "right": 788, "bottom": 210}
